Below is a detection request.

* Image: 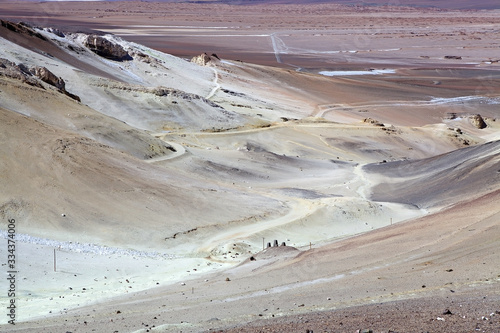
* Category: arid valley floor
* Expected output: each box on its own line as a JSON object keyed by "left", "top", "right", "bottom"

{"left": 0, "top": 1, "right": 499, "bottom": 332}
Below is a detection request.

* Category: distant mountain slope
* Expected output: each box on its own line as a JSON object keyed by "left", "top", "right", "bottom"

{"left": 365, "top": 140, "right": 500, "bottom": 209}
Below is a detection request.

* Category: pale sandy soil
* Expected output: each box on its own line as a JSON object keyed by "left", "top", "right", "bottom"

{"left": 0, "top": 2, "right": 499, "bottom": 332}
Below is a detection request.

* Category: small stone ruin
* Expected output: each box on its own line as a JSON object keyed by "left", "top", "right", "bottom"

{"left": 267, "top": 239, "right": 287, "bottom": 248}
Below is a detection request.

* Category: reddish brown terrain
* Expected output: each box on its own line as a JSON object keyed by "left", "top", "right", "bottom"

{"left": 0, "top": 1, "right": 499, "bottom": 332}
{"left": 2, "top": 1, "right": 500, "bottom": 67}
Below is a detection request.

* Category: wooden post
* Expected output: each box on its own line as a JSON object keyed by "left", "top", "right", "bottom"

{"left": 262, "top": 237, "right": 265, "bottom": 250}
{"left": 53, "top": 248, "right": 56, "bottom": 272}
{"left": 309, "top": 242, "right": 312, "bottom": 250}
{"left": 391, "top": 217, "right": 393, "bottom": 225}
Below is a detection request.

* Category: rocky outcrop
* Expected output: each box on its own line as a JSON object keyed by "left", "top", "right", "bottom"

{"left": 30, "top": 66, "right": 65, "bottom": 90}
{"left": 470, "top": 114, "right": 487, "bottom": 129}
{"left": 363, "top": 117, "right": 384, "bottom": 126}
{"left": 0, "top": 58, "right": 80, "bottom": 101}
{"left": 129, "top": 50, "right": 164, "bottom": 67}
{"left": 85, "top": 35, "right": 131, "bottom": 61}
{"left": 131, "top": 51, "right": 154, "bottom": 63}
{"left": 0, "top": 58, "right": 43, "bottom": 88}
{"left": 30, "top": 66, "right": 80, "bottom": 101}
{"left": 0, "top": 20, "right": 47, "bottom": 41}
{"left": 191, "top": 52, "right": 220, "bottom": 66}
{"left": 45, "top": 27, "right": 65, "bottom": 38}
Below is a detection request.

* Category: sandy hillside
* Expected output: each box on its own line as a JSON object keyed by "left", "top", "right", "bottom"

{"left": 0, "top": 3, "right": 499, "bottom": 332}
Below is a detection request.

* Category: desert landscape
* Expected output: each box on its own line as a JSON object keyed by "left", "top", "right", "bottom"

{"left": 0, "top": 1, "right": 499, "bottom": 332}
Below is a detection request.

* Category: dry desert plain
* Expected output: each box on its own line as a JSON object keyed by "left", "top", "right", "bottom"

{"left": 0, "top": 1, "right": 500, "bottom": 332}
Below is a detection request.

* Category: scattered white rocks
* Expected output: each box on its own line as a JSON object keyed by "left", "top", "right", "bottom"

{"left": 0, "top": 230, "right": 176, "bottom": 259}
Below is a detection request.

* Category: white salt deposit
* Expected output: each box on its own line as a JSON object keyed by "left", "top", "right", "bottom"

{"left": 319, "top": 69, "right": 396, "bottom": 76}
